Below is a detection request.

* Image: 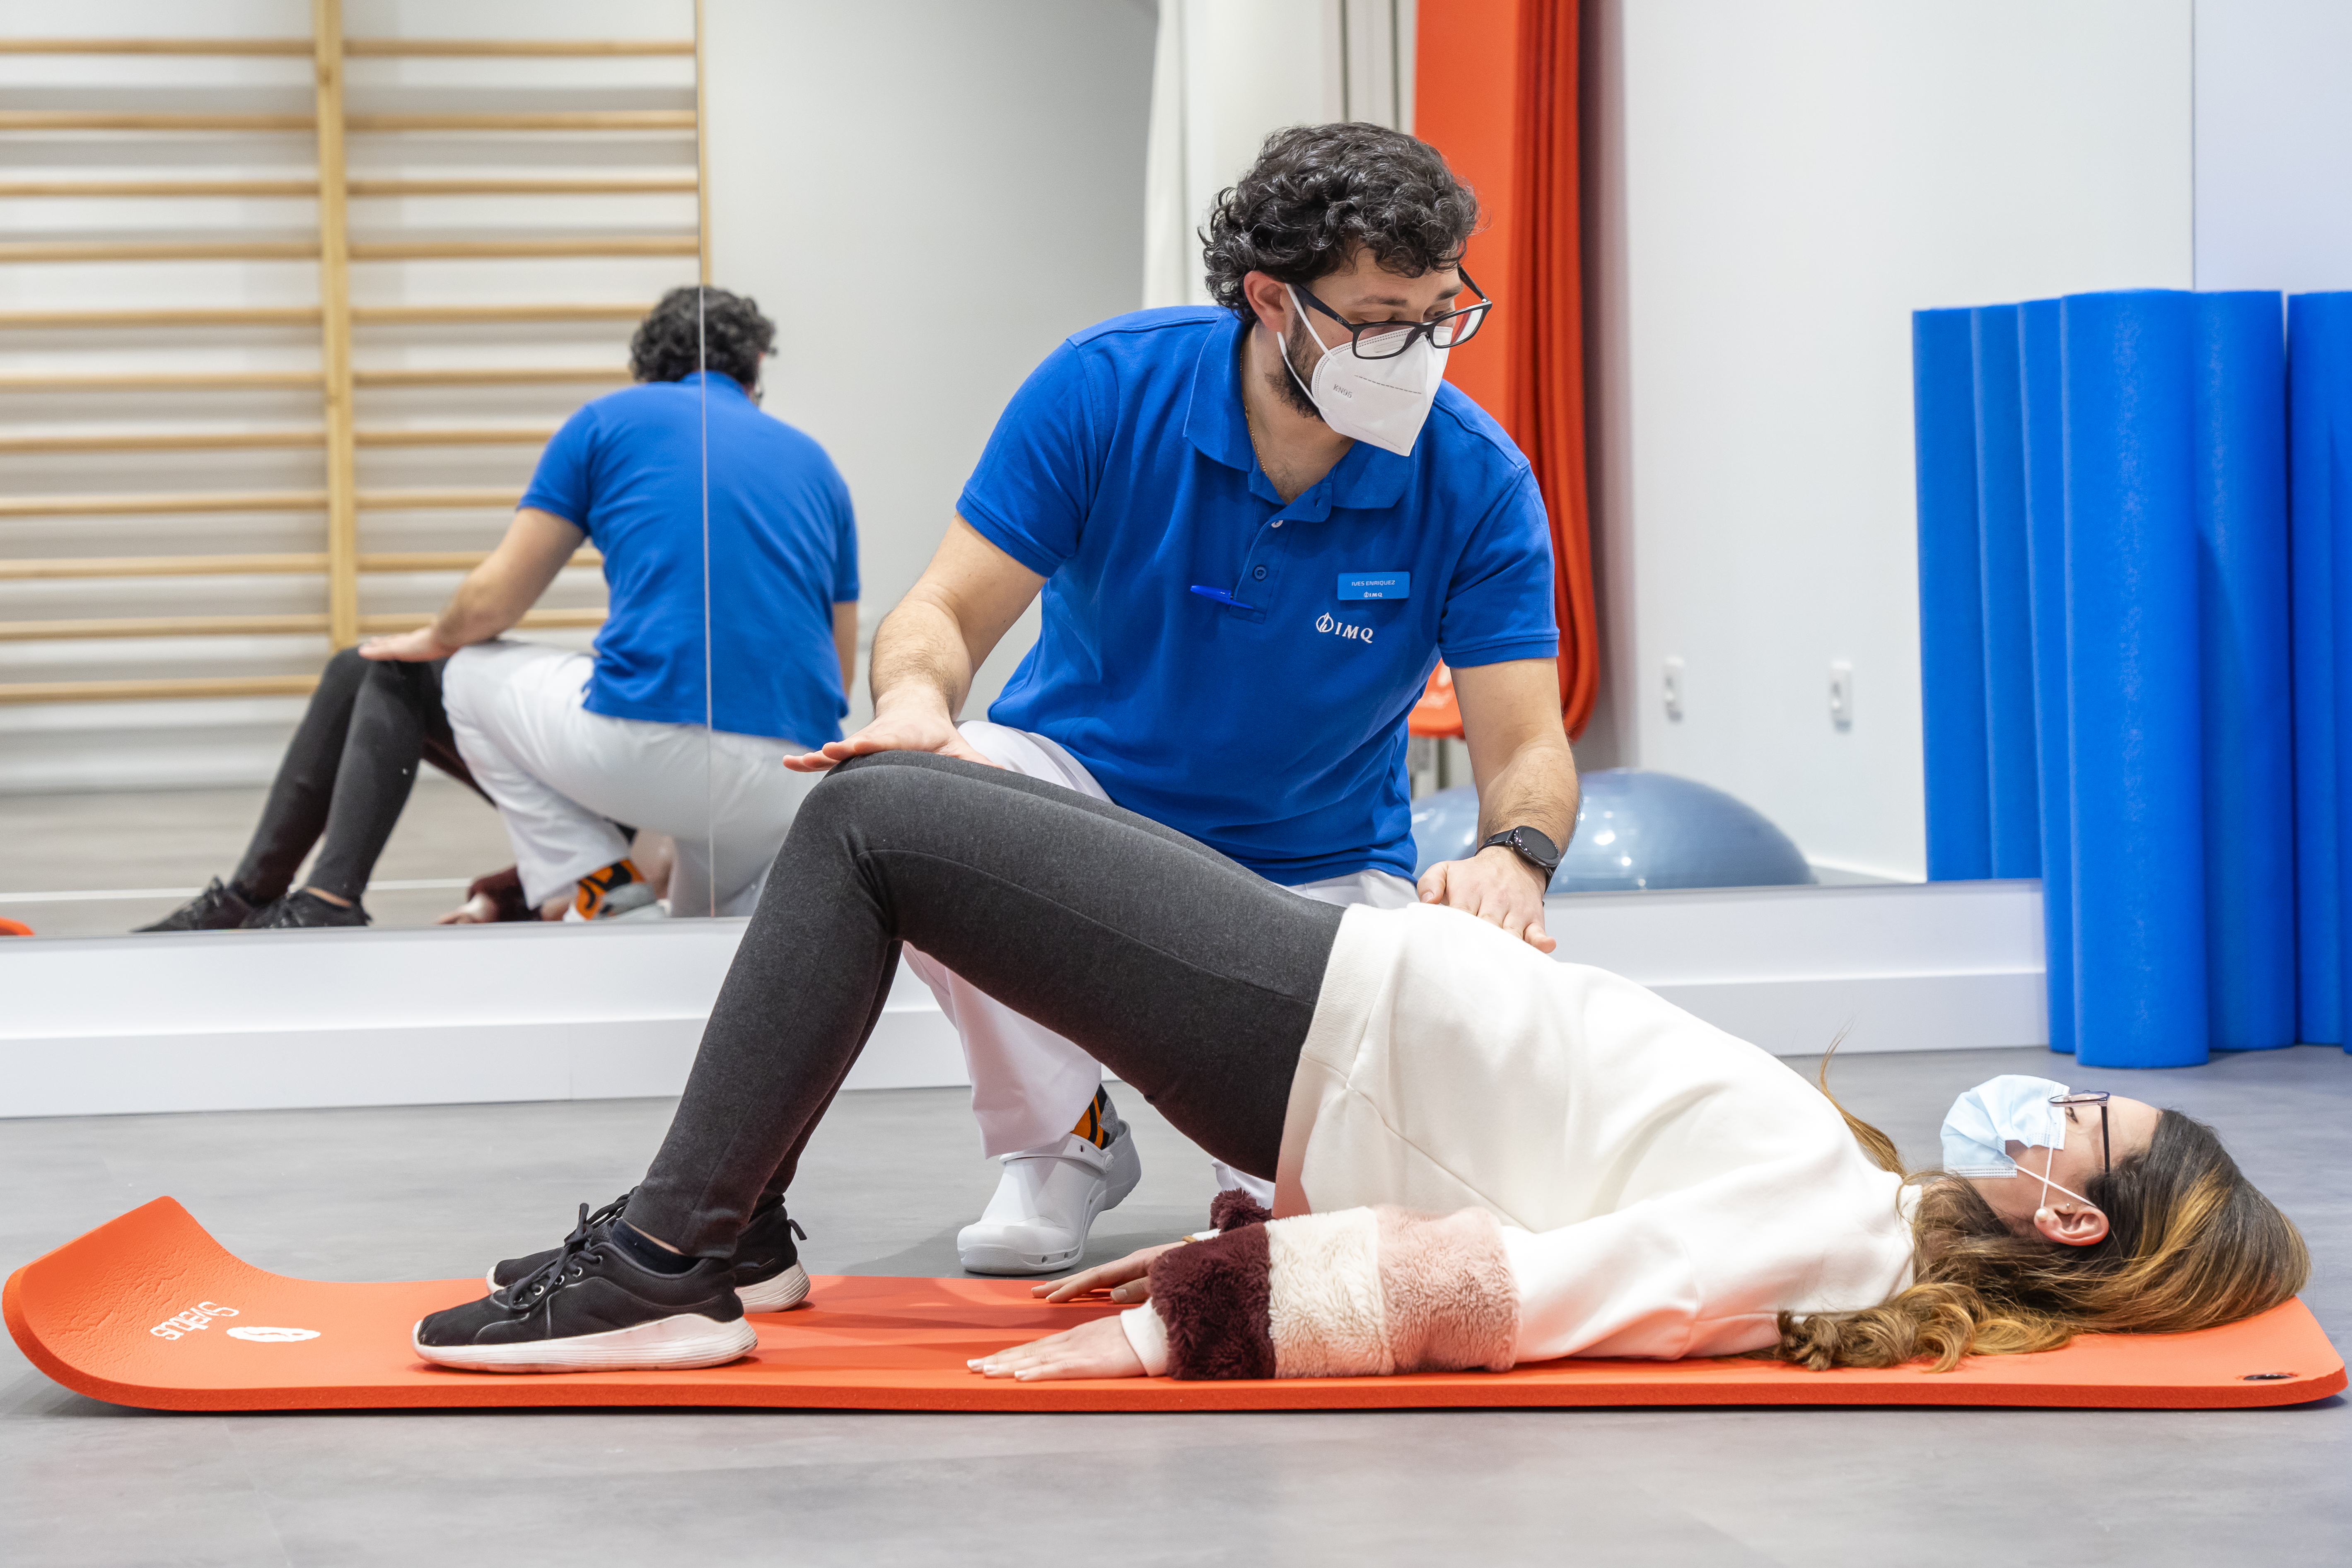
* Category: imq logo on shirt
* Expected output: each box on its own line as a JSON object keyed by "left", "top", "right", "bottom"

{"left": 1315, "top": 613, "right": 1375, "bottom": 645}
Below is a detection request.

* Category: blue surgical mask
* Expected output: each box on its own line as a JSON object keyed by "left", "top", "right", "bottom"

{"left": 1941, "top": 1074, "right": 2072, "bottom": 1177}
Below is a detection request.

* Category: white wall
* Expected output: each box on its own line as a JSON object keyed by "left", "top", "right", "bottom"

{"left": 2193, "top": 0, "right": 2352, "bottom": 293}
{"left": 702, "top": 0, "right": 1156, "bottom": 720}
{"left": 1591, "top": 0, "right": 2192, "bottom": 879}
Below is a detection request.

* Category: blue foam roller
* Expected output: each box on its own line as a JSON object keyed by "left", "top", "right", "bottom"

{"left": 2289, "top": 292, "right": 2352, "bottom": 1046}
{"left": 2193, "top": 292, "right": 2295, "bottom": 1051}
{"left": 2018, "top": 298, "right": 2075, "bottom": 1055}
{"left": 1914, "top": 308, "right": 1993, "bottom": 879}
{"left": 1971, "top": 306, "right": 2041, "bottom": 879}
{"left": 2062, "top": 290, "right": 2208, "bottom": 1068}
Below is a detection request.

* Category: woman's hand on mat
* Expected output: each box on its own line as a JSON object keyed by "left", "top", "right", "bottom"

{"left": 1417, "top": 847, "right": 1557, "bottom": 954}
{"left": 1031, "top": 1242, "right": 1181, "bottom": 1305}
{"left": 969, "top": 1315, "right": 1145, "bottom": 1382}
{"left": 780, "top": 695, "right": 1001, "bottom": 774}
{"left": 357, "top": 626, "right": 459, "bottom": 663}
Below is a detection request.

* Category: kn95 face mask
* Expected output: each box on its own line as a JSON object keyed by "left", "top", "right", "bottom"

{"left": 1279, "top": 285, "right": 1449, "bottom": 458}
{"left": 1940, "top": 1074, "right": 2072, "bottom": 1178}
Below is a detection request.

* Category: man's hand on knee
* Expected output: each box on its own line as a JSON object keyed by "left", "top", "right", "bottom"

{"left": 782, "top": 695, "right": 1002, "bottom": 773}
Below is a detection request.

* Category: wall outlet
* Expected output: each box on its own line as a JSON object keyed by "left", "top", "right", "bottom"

{"left": 1663, "top": 656, "right": 1685, "bottom": 721}
{"left": 1828, "top": 660, "right": 1855, "bottom": 727}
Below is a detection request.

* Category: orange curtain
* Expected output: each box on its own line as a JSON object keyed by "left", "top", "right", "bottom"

{"left": 1412, "top": 0, "right": 1598, "bottom": 739}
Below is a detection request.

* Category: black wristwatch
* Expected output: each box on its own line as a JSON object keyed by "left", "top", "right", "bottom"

{"left": 1481, "top": 826, "right": 1562, "bottom": 880}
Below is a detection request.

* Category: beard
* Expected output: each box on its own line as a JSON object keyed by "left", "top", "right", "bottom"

{"left": 1265, "top": 320, "right": 1328, "bottom": 422}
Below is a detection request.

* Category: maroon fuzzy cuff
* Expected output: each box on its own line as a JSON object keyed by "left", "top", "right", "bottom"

{"left": 1208, "top": 1188, "right": 1273, "bottom": 1233}
{"left": 1147, "top": 1225, "right": 1274, "bottom": 1380}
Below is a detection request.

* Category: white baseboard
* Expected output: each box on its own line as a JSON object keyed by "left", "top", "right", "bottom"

{"left": 0, "top": 879, "right": 2046, "bottom": 1118}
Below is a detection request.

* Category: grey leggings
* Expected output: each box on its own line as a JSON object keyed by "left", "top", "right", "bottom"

{"left": 628, "top": 751, "right": 1346, "bottom": 1256}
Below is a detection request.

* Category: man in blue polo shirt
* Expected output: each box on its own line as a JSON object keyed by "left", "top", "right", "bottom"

{"left": 791, "top": 125, "right": 1578, "bottom": 1273}
{"left": 368, "top": 286, "right": 858, "bottom": 921}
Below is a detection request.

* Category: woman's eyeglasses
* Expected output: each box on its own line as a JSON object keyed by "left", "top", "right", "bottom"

{"left": 1292, "top": 267, "right": 1493, "bottom": 360}
{"left": 2049, "top": 1091, "right": 2111, "bottom": 1174}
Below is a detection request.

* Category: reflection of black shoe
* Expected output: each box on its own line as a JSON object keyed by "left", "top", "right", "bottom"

{"left": 243, "top": 889, "right": 369, "bottom": 929}
{"left": 135, "top": 878, "right": 256, "bottom": 932}
{"left": 488, "top": 1189, "right": 810, "bottom": 1312}
{"left": 416, "top": 1204, "right": 754, "bottom": 1374}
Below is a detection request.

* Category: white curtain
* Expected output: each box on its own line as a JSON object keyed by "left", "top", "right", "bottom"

{"left": 1142, "top": 0, "right": 1417, "bottom": 309}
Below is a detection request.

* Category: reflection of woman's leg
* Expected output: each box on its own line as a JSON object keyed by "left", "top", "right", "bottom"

{"left": 627, "top": 751, "right": 1343, "bottom": 1256}
{"left": 231, "top": 647, "right": 370, "bottom": 901}
{"left": 303, "top": 659, "right": 442, "bottom": 902}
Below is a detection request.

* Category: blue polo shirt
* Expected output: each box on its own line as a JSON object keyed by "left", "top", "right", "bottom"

{"left": 520, "top": 372, "right": 858, "bottom": 745}
{"left": 959, "top": 307, "right": 1557, "bottom": 884}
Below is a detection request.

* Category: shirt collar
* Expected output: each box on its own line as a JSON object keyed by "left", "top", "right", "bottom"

{"left": 1182, "top": 313, "right": 1411, "bottom": 516}
{"left": 677, "top": 370, "right": 750, "bottom": 398}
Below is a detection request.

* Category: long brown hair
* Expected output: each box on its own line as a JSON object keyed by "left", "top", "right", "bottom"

{"left": 1770, "top": 1058, "right": 2310, "bottom": 1372}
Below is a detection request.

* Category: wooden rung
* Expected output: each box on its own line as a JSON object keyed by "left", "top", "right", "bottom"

{"left": 353, "top": 488, "right": 520, "bottom": 510}
{"left": 351, "top": 366, "right": 625, "bottom": 387}
{"left": 0, "top": 111, "right": 313, "bottom": 131}
{"left": 0, "top": 371, "right": 322, "bottom": 391}
{"left": 0, "top": 490, "right": 326, "bottom": 518}
{"left": 0, "top": 307, "right": 321, "bottom": 329}
{"left": 0, "top": 674, "right": 320, "bottom": 705}
{"left": 346, "top": 176, "right": 696, "bottom": 196}
{"left": 0, "top": 550, "right": 599, "bottom": 580}
{"left": 360, "top": 550, "right": 601, "bottom": 571}
{"left": 0, "top": 180, "right": 318, "bottom": 199}
{"left": 0, "top": 607, "right": 606, "bottom": 643}
{"left": 351, "top": 302, "right": 647, "bottom": 324}
{"left": 0, "top": 39, "right": 311, "bottom": 56}
{"left": 352, "top": 426, "right": 555, "bottom": 447}
{"left": 0, "top": 553, "right": 323, "bottom": 580}
{"left": 345, "top": 112, "right": 695, "bottom": 133}
{"left": 0, "top": 429, "right": 323, "bottom": 454}
{"left": 361, "top": 608, "right": 605, "bottom": 632}
{"left": 0, "top": 613, "right": 328, "bottom": 643}
{"left": 341, "top": 39, "right": 694, "bottom": 58}
{"left": 0, "top": 240, "right": 319, "bottom": 264}
{"left": 348, "top": 237, "right": 697, "bottom": 260}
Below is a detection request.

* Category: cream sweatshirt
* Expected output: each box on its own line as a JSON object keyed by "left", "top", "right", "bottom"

{"left": 1127, "top": 902, "right": 1917, "bottom": 1378}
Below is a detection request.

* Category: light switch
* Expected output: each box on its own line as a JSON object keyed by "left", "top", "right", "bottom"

{"left": 1663, "top": 656, "right": 1685, "bottom": 721}
{"left": 1829, "top": 660, "right": 1854, "bottom": 728}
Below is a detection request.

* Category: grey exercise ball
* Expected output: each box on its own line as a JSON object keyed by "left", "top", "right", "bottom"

{"left": 1409, "top": 768, "right": 1816, "bottom": 892}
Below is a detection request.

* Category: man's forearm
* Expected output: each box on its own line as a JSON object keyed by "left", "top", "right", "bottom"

{"left": 426, "top": 579, "right": 522, "bottom": 650}
{"left": 1475, "top": 734, "right": 1580, "bottom": 847}
{"left": 869, "top": 595, "right": 978, "bottom": 720}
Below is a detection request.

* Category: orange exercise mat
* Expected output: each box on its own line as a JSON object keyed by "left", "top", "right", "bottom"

{"left": 7, "top": 1198, "right": 2342, "bottom": 1413}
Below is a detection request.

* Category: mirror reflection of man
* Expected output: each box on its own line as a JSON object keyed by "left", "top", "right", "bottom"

{"left": 789, "top": 125, "right": 1579, "bottom": 1273}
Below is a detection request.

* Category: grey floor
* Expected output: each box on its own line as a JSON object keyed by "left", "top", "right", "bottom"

{"left": 2, "top": 1042, "right": 2346, "bottom": 1566}
{"left": 0, "top": 781, "right": 517, "bottom": 936}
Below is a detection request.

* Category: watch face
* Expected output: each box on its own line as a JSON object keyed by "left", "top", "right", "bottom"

{"left": 1515, "top": 828, "right": 1560, "bottom": 869}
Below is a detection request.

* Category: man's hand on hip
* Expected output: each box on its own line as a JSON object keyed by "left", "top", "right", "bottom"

{"left": 1418, "top": 844, "right": 1556, "bottom": 953}
{"left": 781, "top": 695, "right": 1002, "bottom": 773}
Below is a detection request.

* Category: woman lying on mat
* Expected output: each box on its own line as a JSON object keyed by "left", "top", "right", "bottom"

{"left": 413, "top": 753, "right": 2308, "bottom": 1379}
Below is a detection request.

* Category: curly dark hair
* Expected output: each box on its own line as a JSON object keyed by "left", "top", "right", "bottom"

{"left": 628, "top": 285, "right": 776, "bottom": 387}
{"left": 1202, "top": 123, "right": 1480, "bottom": 323}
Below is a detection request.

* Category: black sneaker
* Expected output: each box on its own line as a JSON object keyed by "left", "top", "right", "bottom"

{"left": 243, "top": 889, "right": 370, "bottom": 929}
{"left": 135, "top": 877, "right": 255, "bottom": 932}
{"left": 486, "top": 1189, "right": 811, "bottom": 1312}
{"left": 414, "top": 1203, "right": 754, "bottom": 1374}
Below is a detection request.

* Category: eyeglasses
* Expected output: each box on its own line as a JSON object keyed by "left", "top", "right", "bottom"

{"left": 2049, "top": 1091, "right": 2112, "bottom": 1175}
{"left": 1292, "top": 267, "right": 1493, "bottom": 360}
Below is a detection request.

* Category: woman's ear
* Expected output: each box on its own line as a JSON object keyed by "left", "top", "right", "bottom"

{"left": 2033, "top": 1203, "right": 2110, "bottom": 1247}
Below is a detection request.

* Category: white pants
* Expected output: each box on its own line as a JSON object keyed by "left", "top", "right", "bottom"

{"left": 443, "top": 640, "right": 819, "bottom": 918}
{"left": 906, "top": 721, "right": 1419, "bottom": 1159}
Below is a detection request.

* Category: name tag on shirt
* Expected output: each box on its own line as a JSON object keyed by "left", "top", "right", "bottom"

{"left": 1339, "top": 571, "right": 1410, "bottom": 602}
